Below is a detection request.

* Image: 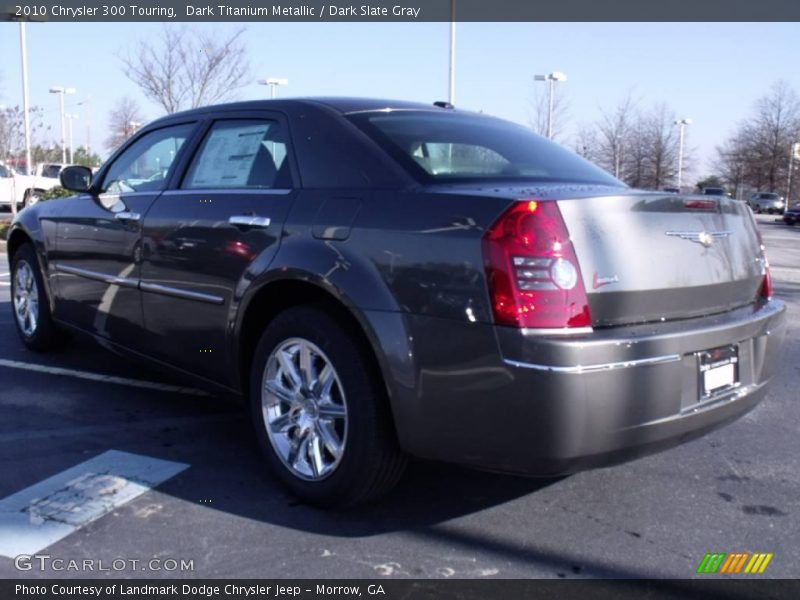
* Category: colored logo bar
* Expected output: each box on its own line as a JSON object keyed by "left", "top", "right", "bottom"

{"left": 696, "top": 552, "right": 773, "bottom": 574}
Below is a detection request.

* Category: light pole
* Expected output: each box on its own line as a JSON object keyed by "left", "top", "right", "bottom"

{"left": 19, "top": 23, "right": 32, "bottom": 184}
{"left": 49, "top": 86, "right": 76, "bottom": 164}
{"left": 788, "top": 142, "right": 800, "bottom": 204}
{"left": 448, "top": 0, "right": 456, "bottom": 104}
{"left": 77, "top": 96, "right": 92, "bottom": 160}
{"left": 534, "top": 72, "right": 567, "bottom": 139}
{"left": 66, "top": 113, "right": 79, "bottom": 163}
{"left": 258, "top": 78, "right": 289, "bottom": 99}
{"left": 674, "top": 118, "right": 692, "bottom": 191}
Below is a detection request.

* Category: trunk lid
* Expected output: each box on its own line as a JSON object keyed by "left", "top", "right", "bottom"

{"left": 556, "top": 192, "right": 765, "bottom": 326}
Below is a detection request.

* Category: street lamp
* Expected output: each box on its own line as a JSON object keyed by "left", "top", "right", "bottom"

{"left": 674, "top": 118, "right": 692, "bottom": 192}
{"left": 534, "top": 71, "right": 567, "bottom": 139}
{"left": 49, "top": 86, "right": 76, "bottom": 164}
{"left": 257, "top": 78, "right": 289, "bottom": 99}
{"left": 66, "top": 113, "right": 79, "bottom": 163}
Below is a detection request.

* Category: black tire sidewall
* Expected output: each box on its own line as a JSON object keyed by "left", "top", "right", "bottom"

{"left": 10, "top": 243, "right": 61, "bottom": 351}
{"left": 249, "top": 306, "right": 396, "bottom": 507}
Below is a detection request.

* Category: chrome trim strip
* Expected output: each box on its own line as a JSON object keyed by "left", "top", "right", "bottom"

{"left": 520, "top": 326, "right": 594, "bottom": 336}
{"left": 504, "top": 353, "right": 682, "bottom": 374}
{"left": 54, "top": 264, "right": 138, "bottom": 289}
{"left": 161, "top": 188, "right": 292, "bottom": 196}
{"left": 98, "top": 191, "right": 158, "bottom": 199}
{"left": 139, "top": 282, "right": 225, "bottom": 305}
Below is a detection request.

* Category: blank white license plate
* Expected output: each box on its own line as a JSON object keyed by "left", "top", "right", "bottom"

{"left": 703, "top": 362, "right": 736, "bottom": 395}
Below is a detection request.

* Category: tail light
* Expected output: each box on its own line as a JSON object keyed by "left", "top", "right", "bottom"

{"left": 761, "top": 267, "right": 773, "bottom": 300}
{"left": 754, "top": 226, "right": 773, "bottom": 300}
{"left": 482, "top": 200, "right": 592, "bottom": 329}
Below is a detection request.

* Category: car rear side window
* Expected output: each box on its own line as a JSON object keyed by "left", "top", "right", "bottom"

{"left": 347, "top": 111, "right": 621, "bottom": 185}
{"left": 101, "top": 124, "right": 194, "bottom": 194}
{"left": 182, "top": 120, "right": 292, "bottom": 190}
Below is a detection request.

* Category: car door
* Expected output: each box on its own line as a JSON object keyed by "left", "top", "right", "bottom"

{"left": 139, "top": 113, "right": 299, "bottom": 383}
{"left": 51, "top": 122, "right": 197, "bottom": 343}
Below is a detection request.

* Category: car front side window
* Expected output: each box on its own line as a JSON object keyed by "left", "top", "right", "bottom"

{"left": 100, "top": 124, "right": 195, "bottom": 194}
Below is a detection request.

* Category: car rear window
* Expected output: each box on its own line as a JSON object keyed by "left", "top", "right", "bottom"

{"left": 346, "top": 111, "right": 621, "bottom": 185}
{"left": 759, "top": 193, "right": 778, "bottom": 199}
{"left": 41, "top": 165, "right": 61, "bottom": 178}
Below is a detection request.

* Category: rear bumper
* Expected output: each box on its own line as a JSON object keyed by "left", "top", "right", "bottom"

{"left": 388, "top": 300, "right": 786, "bottom": 475}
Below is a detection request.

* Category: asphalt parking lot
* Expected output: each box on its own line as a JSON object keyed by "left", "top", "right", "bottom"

{"left": 0, "top": 213, "right": 798, "bottom": 579}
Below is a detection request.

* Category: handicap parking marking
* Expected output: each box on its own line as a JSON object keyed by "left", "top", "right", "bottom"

{"left": 0, "top": 358, "right": 208, "bottom": 396}
{"left": 0, "top": 450, "right": 189, "bottom": 557}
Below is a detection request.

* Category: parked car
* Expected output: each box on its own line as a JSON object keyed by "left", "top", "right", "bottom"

{"left": 6, "top": 99, "right": 786, "bottom": 506}
{"left": 702, "top": 187, "right": 727, "bottom": 196}
{"left": 0, "top": 160, "right": 70, "bottom": 210}
{"left": 783, "top": 203, "right": 800, "bottom": 225}
{"left": 749, "top": 192, "right": 786, "bottom": 214}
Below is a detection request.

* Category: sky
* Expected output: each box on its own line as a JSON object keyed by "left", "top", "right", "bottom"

{"left": 0, "top": 21, "right": 798, "bottom": 179}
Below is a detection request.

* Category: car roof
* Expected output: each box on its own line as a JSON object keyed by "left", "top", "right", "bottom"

{"left": 149, "top": 97, "right": 453, "bottom": 122}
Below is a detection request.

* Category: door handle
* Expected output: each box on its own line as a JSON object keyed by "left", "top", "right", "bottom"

{"left": 228, "top": 215, "right": 271, "bottom": 228}
{"left": 114, "top": 211, "right": 141, "bottom": 222}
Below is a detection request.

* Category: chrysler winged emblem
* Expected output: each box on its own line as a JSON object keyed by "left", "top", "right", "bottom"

{"left": 665, "top": 230, "right": 732, "bottom": 248}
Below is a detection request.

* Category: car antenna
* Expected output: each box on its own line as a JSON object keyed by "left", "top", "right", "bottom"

{"left": 433, "top": 101, "right": 455, "bottom": 109}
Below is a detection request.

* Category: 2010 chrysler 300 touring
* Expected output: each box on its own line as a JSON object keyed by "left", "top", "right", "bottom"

{"left": 7, "top": 98, "right": 786, "bottom": 506}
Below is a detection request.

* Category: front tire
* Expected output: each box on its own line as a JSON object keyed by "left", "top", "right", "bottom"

{"left": 11, "top": 243, "right": 67, "bottom": 351}
{"left": 249, "top": 306, "right": 406, "bottom": 507}
{"left": 22, "top": 189, "right": 40, "bottom": 208}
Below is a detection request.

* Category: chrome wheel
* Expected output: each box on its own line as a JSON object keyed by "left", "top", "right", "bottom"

{"left": 14, "top": 260, "right": 39, "bottom": 337}
{"left": 261, "top": 338, "right": 348, "bottom": 481}
{"left": 13, "top": 260, "right": 39, "bottom": 337}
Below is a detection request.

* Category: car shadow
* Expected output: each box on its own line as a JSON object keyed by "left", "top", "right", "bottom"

{"left": 0, "top": 298, "right": 562, "bottom": 536}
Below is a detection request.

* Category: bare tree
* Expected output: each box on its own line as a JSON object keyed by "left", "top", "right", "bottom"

{"left": 0, "top": 105, "right": 49, "bottom": 166}
{"left": 105, "top": 97, "right": 145, "bottom": 152}
{"left": 120, "top": 26, "right": 250, "bottom": 114}
{"left": 715, "top": 80, "right": 800, "bottom": 196}
{"left": 574, "top": 124, "right": 599, "bottom": 162}
{"left": 577, "top": 97, "right": 689, "bottom": 189}
{"left": 643, "top": 103, "right": 681, "bottom": 190}
{"left": 594, "top": 95, "right": 637, "bottom": 180}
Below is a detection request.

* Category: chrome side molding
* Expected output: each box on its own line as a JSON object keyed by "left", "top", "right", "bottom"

{"left": 504, "top": 353, "right": 682, "bottom": 374}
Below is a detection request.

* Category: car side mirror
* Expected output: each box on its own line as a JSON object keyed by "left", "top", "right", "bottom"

{"left": 60, "top": 165, "right": 93, "bottom": 192}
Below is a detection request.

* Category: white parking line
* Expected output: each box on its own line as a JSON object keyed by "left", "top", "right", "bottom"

{"left": 0, "top": 358, "right": 208, "bottom": 396}
{"left": 0, "top": 450, "right": 189, "bottom": 557}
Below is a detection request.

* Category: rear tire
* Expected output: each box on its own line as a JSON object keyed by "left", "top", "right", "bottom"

{"left": 10, "top": 243, "right": 67, "bottom": 351}
{"left": 249, "top": 306, "right": 406, "bottom": 507}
